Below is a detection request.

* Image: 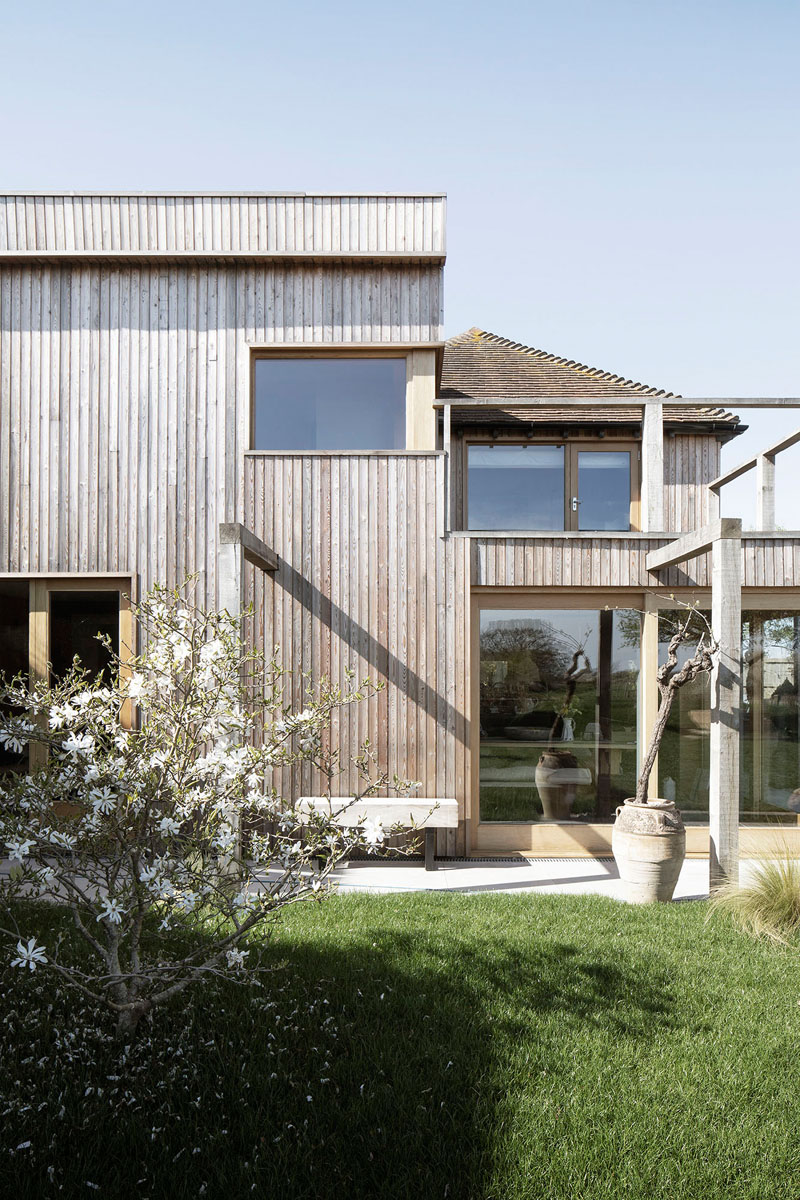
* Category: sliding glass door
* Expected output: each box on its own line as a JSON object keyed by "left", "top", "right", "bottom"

{"left": 478, "top": 607, "right": 640, "bottom": 824}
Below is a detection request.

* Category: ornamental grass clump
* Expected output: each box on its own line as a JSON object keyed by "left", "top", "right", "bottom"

{"left": 0, "top": 584, "right": 414, "bottom": 1037}
{"left": 709, "top": 855, "right": 800, "bottom": 946}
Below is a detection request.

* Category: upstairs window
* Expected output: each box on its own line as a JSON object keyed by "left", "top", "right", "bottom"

{"left": 253, "top": 356, "right": 407, "bottom": 451}
{"left": 467, "top": 442, "right": 636, "bottom": 532}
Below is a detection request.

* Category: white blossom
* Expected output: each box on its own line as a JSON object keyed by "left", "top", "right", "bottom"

{"left": 0, "top": 728, "right": 27, "bottom": 754}
{"left": 11, "top": 937, "right": 47, "bottom": 971}
{"left": 62, "top": 732, "right": 95, "bottom": 759}
{"left": 6, "top": 837, "right": 35, "bottom": 863}
{"left": 48, "top": 703, "right": 77, "bottom": 729}
{"left": 225, "top": 947, "right": 249, "bottom": 969}
{"left": 96, "top": 898, "right": 124, "bottom": 925}
{"left": 158, "top": 816, "right": 182, "bottom": 837}
{"left": 89, "top": 786, "right": 116, "bottom": 815}
{"left": 362, "top": 818, "right": 385, "bottom": 847}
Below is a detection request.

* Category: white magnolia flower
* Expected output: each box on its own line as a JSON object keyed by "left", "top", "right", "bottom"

{"left": 96, "top": 898, "right": 124, "bottom": 925}
{"left": 11, "top": 937, "right": 47, "bottom": 971}
{"left": 225, "top": 947, "right": 249, "bottom": 969}
{"left": 6, "top": 837, "right": 35, "bottom": 863}
{"left": 159, "top": 816, "right": 182, "bottom": 838}
{"left": 49, "top": 830, "right": 77, "bottom": 849}
{"left": 62, "top": 732, "right": 95, "bottom": 759}
{"left": 0, "top": 728, "right": 27, "bottom": 754}
{"left": 177, "top": 890, "right": 199, "bottom": 913}
{"left": 83, "top": 762, "right": 102, "bottom": 784}
{"left": 89, "top": 786, "right": 116, "bottom": 815}
{"left": 73, "top": 690, "right": 95, "bottom": 709}
{"left": 48, "top": 703, "right": 77, "bottom": 729}
{"left": 127, "top": 672, "right": 147, "bottom": 701}
{"left": 362, "top": 818, "right": 385, "bottom": 847}
{"left": 213, "top": 824, "right": 237, "bottom": 852}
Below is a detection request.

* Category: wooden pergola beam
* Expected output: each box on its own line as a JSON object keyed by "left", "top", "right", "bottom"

{"left": 433, "top": 397, "right": 800, "bottom": 409}
{"left": 708, "top": 425, "right": 800, "bottom": 492}
{"left": 645, "top": 518, "right": 741, "bottom": 573}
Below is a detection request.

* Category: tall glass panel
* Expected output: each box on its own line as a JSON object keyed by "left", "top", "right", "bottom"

{"left": 0, "top": 581, "right": 30, "bottom": 770}
{"left": 656, "top": 610, "right": 712, "bottom": 822}
{"left": 656, "top": 608, "right": 800, "bottom": 824}
{"left": 50, "top": 592, "right": 119, "bottom": 681}
{"left": 577, "top": 451, "right": 631, "bottom": 531}
{"left": 479, "top": 609, "right": 639, "bottom": 822}
{"left": 253, "top": 358, "right": 406, "bottom": 451}
{"left": 468, "top": 445, "right": 565, "bottom": 530}
{"left": 741, "top": 612, "right": 800, "bottom": 823}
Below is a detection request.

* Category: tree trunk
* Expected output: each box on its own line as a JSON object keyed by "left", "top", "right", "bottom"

{"left": 115, "top": 1000, "right": 151, "bottom": 1039}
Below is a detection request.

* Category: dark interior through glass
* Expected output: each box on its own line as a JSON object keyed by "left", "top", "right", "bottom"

{"left": 0, "top": 580, "right": 30, "bottom": 768}
{"left": 253, "top": 357, "right": 407, "bottom": 451}
{"left": 49, "top": 592, "right": 119, "bottom": 681}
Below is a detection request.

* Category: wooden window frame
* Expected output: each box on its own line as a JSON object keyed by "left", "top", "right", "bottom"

{"left": 0, "top": 575, "right": 135, "bottom": 769}
{"left": 462, "top": 437, "right": 641, "bottom": 532}
{"left": 248, "top": 346, "right": 414, "bottom": 452}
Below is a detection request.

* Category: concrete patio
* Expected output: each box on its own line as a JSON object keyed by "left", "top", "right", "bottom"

{"left": 327, "top": 856, "right": 717, "bottom": 899}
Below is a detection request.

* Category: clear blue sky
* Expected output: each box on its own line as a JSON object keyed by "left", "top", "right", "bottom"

{"left": 4, "top": 0, "right": 799, "bottom": 525}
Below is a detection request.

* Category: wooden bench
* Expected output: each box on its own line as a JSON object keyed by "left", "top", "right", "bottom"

{"left": 296, "top": 797, "right": 459, "bottom": 871}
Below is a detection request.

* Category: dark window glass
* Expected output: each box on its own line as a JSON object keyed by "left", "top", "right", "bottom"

{"left": 577, "top": 451, "right": 631, "bottom": 531}
{"left": 253, "top": 357, "right": 406, "bottom": 451}
{"left": 0, "top": 581, "right": 30, "bottom": 768}
{"left": 50, "top": 592, "right": 119, "bottom": 681}
{"left": 468, "top": 445, "right": 565, "bottom": 530}
{"left": 479, "top": 608, "right": 640, "bottom": 823}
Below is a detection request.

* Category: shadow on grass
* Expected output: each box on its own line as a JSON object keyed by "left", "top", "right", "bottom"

{"left": 3, "top": 906, "right": 678, "bottom": 1200}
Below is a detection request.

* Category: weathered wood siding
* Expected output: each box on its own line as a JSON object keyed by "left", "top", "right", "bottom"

{"left": 0, "top": 194, "right": 446, "bottom": 257}
{"left": 0, "top": 261, "right": 443, "bottom": 602}
{"left": 664, "top": 435, "right": 721, "bottom": 531}
{"left": 244, "top": 452, "right": 470, "bottom": 854}
{"left": 469, "top": 535, "right": 712, "bottom": 588}
{"left": 469, "top": 534, "right": 800, "bottom": 590}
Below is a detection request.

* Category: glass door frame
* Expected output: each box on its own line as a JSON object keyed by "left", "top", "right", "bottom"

{"left": 461, "top": 437, "right": 640, "bottom": 532}
{"left": 469, "top": 588, "right": 645, "bottom": 856}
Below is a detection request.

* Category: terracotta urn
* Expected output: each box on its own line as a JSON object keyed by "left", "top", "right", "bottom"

{"left": 535, "top": 749, "right": 579, "bottom": 820}
{"left": 612, "top": 798, "right": 686, "bottom": 903}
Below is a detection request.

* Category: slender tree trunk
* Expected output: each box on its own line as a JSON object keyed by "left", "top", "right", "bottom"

{"left": 635, "top": 684, "right": 677, "bottom": 804}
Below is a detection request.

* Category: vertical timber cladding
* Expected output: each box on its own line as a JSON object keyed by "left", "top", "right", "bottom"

{"left": 0, "top": 259, "right": 443, "bottom": 606}
{"left": 245, "top": 452, "right": 471, "bottom": 856}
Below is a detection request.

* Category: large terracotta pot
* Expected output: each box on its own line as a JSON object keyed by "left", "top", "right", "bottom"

{"left": 612, "top": 798, "right": 686, "bottom": 903}
{"left": 535, "top": 749, "right": 579, "bottom": 820}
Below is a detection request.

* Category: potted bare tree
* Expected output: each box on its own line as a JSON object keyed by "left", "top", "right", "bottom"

{"left": 612, "top": 605, "right": 718, "bottom": 903}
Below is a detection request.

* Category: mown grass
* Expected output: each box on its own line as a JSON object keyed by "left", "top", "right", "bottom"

{"left": 2, "top": 893, "right": 799, "bottom": 1199}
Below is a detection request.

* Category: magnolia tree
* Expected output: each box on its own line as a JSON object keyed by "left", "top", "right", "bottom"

{"left": 0, "top": 585, "right": 414, "bottom": 1036}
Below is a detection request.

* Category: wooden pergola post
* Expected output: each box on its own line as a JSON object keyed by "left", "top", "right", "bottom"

{"left": 709, "top": 525, "right": 742, "bottom": 888}
{"left": 646, "top": 517, "right": 743, "bottom": 891}
{"left": 641, "top": 402, "right": 664, "bottom": 531}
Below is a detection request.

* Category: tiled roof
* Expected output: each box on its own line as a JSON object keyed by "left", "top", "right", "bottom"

{"left": 440, "top": 328, "right": 743, "bottom": 433}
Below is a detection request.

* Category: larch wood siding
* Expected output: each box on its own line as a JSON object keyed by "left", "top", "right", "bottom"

{"left": 0, "top": 195, "right": 446, "bottom": 257}
{"left": 0, "top": 262, "right": 443, "bottom": 602}
{"left": 468, "top": 535, "right": 800, "bottom": 590}
{"left": 664, "top": 435, "right": 721, "bottom": 531}
{"left": 244, "top": 452, "right": 470, "bottom": 854}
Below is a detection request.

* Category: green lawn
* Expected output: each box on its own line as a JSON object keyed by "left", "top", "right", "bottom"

{"left": 2, "top": 893, "right": 799, "bottom": 1199}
